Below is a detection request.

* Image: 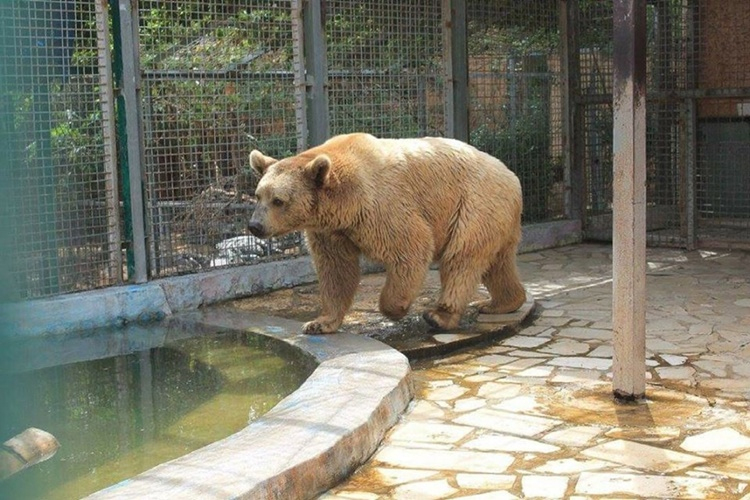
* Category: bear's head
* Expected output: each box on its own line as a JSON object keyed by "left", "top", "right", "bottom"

{"left": 247, "top": 150, "right": 332, "bottom": 238}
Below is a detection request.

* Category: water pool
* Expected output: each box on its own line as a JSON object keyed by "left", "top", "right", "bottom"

{"left": 0, "top": 322, "right": 316, "bottom": 500}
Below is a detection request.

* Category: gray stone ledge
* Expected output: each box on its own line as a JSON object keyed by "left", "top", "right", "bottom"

{"left": 86, "top": 310, "right": 414, "bottom": 500}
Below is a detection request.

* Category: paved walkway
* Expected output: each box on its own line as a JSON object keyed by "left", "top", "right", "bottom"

{"left": 320, "top": 243, "right": 750, "bottom": 499}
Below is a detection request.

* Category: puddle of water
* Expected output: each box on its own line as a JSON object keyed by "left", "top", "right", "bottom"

{"left": 0, "top": 324, "right": 315, "bottom": 500}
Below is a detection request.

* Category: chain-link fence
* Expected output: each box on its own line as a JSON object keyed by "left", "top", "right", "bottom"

{"left": 138, "top": 0, "right": 303, "bottom": 277}
{"left": 467, "top": 1, "right": 564, "bottom": 223}
{"left": 0, "top": 0, "right": 121, "bottom": 300}
{"left": 579, "top": 0, "right": 750, "bottom": 248}
{"left": 2, "top": 0, "right": 748, "bottom": 300}
{"left": 326, "top": 1, "right": 444, "bottom": 139}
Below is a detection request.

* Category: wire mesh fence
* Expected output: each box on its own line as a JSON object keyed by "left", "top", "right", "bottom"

{"left": 467, "top": 0, "right": 564, "bottom": 224}
{"left": 326, "top": 1, "right": 444, "bottom": 138}
{"left": 579, "top": 0, "right": 750, "bottom": 247}
{"left": 0, "top": 0, "right": 121, "bottom": 300}
{"left": 694, "top": 0, "right": 750, "bottom": 246}
{"left": 2, "top": 0, "right": 748, "bottom": 300}
{"left": 137, "top": 0, "right": 303, "bottom": 277}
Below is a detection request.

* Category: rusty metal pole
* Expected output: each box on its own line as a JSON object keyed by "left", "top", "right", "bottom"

{"left": 612, "top": 0, "right": 647, "bottom": 400}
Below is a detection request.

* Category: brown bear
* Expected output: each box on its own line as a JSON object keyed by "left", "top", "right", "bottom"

{"left": 248, "top": 133, "right": 525, "bottom": 334}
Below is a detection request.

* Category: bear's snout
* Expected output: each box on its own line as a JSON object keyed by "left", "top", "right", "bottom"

{"left": 248, "top": 221, "right": 267, "bottom": 239}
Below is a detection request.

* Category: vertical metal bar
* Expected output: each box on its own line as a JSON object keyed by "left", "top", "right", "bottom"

{"left": 442, "top": 0, "right": 469, "bottom": 142}
{"left": 612, "top": 0, "right": 647, "bottom": 400}
{"left": 292, "top": 0, "right": 308, "bottom": 151}
{"left": 303, "top": 0, "right": 329, "bottom": 147}
{"left": 116, "top": 0, "right": 148, "bottom": 283}
{"left": 560, "top": 0, "right": 585, "bottom": 222}
{"left": 96, "top": 0, "right": 123, "bottom": 284}
{"left": 684, "top": 0, "right": 698, "bottom": 250}
{"left": 684, "top": 98, "right": 696, "bottom": 250}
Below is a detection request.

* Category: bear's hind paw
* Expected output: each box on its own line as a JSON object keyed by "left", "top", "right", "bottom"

{"left": 302, "top": 317, "right": 341, "bottom": 335}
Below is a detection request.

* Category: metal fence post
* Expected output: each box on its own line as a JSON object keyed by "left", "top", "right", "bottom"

{"left": 560, "top": 0, "right": 585, "bottom": 222}
{"left": 112, "top": 0, "right": 148, "bottom": 283}
{"left": 612, "top": 0, "right": 647, "bottom": 400}
{"left": 96, "top": 0, "right": 123, "bottom": 284}
{"left": 303, "top": 0, "right": 329, "bottom": 148}
{"left": 442, "top": 0, "right": 469, "bottom": 142}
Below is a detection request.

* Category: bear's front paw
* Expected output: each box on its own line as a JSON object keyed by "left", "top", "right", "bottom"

{"left": 422, "top": 308, "right": 460, "bottom": 330}
{"left": 302, "top": 316, "right": 341, "bottom": 335}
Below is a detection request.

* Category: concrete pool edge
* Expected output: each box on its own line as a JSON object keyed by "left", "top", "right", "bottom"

{"left": 86, "top": 310, "right": 414, "bottom": 500}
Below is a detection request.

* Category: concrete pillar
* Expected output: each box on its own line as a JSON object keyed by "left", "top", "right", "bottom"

{"left": 612, "top": 0, "right": 647, "bottom": 400}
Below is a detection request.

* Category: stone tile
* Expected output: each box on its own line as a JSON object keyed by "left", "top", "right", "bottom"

{"left": 424, "top": 384, "right": 469, "bottom": 401}
{"left": 550, "top": 369, "right": 605, "bottom": 384}
{"left": 521, "top": 475, "right": 568, "bottom": 499}
{"left": 472, "top": 354, "right": 518, "bottom": 367}
{"left": 680, "top": 428, "right": 750, "bottom": 455}
{"left": 587, "top": 345, "right": 613, "bottom": 358}
{"left": 389, "top": 422, "right": 474, "bottom": 444}
{"left": 556, "top": 327, "right": 612, "bottom": 341}
{"left": 374, "top": 468, "right": 438, "bottom": 486}
{"left": 605, "top": 426, "right": 681, "bottom": 444}
{"left": 660, "top": 354, "right": 688, "bottom": 366}
{"left": 499, "top": 358, "right": 547, "bottom": 372}
{"left": 450, "top": 492, "right": 518, "bottom": 500}
{"left": 494, "top": 395, "right": 547, "bottom": 415}
{"left": 538, "top": 339, "right": 591, "bottom": 356}
{"left": 533, "top": 458, "right": 611, "bottom": 474}
{"left": 392, "top": 479, "right": 457, "bottom": 500}
{"left": 581, "top": 439, "right": 706, "bottom": 473}
{"left": 454, "top": 397, "right": 487, "bottom": 413}
{"left": 502, "top": 336, "right": 551, "bottom": 349}
{"left": 575, "top": 472, "right": 723, "bottom": 498}
{"left": 464, "top": 373, "right": 500, "bottom": 383}
{"left": 433, "top": 333, "right": 482, "bottom": 344}
{"left": 547, "top": 356, "right": 612, "bottom": 370}
{"left": 542, "top": 426, "right": 603, "bottom": 447}
{"left": 516, "top": 365, "right": 555, "bottom": 378}
{"left": 655, "top": 365, "right": 696, "bottom": 380}
{"left": 409, "top": 400, "right": 447, "bottom": 420}
{"left": 477, "top": 382, "right": 522, "bottom": 400}
{"left": 507, "top": 349, "right": 552, "bottom": 358}
{"left": 455, "top": 473, "right": 516, "bottom": 490}
{"left": 693, "top": 359, "right": 728, "bottom": 377}
{"left": 454, "top": 407, "right": 561, "bottom": 437}
{"left": 374, "top": 446, "right": 514, "bottom": 473}
{"left": 463, "top": 433, "right": 560, "bottom": 453}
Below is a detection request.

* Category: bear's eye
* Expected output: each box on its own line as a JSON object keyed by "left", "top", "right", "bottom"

{"left": 271, "top": 197, "right": 285, "bottom": 208}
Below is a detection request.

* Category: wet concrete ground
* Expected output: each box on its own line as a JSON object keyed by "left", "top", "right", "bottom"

{"left": 227, "top": 243, "right": 750, "bottom": 499}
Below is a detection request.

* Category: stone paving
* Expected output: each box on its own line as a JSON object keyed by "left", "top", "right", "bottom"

{"left": 318, "top": 244, "right": 750, "bottom": 499}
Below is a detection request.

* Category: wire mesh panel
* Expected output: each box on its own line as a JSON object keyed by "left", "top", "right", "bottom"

{"left": 694, "top": 0, "right": 750, "bottom": 246}
{"left": 325, "top": 1, "right": 444, "bottom": 139}
{"left": 0, "top": 0, "right": 121, "bottom": 300}
{"left": 467, "top": 1, "right": 564, "bottom": 223}
{"left": 138, "top": 1, "right": 303, "bottom": 277}
{"left": 577, "top": 1, "right": 614, "bottom": 239}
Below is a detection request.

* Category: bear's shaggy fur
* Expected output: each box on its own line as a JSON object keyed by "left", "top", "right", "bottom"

{"left": 248, "top": 133, "right": 525, "bottom": 334}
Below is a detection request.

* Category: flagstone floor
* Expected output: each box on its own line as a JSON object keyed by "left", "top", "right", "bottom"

{"left": 320, "top": 244, "right": 750, "bottom": 499}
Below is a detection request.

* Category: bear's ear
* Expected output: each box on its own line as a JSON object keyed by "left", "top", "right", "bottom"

{"left": 249, "top": 150, "right": 277, "bottom": 177}
{"left": 305, "top": 154, "right": 331, "bottom": 188}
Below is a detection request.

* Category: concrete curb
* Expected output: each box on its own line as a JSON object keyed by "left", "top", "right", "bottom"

{"left": 87, "top": 310, "right": 414, "bottom": 500}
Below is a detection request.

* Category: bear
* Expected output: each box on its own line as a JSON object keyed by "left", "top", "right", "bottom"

{"left": 248, "top": 133, "right": 525, "bottom": 334}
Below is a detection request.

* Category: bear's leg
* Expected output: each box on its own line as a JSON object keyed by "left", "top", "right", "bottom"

{"left": 423, "top": 257, "right": 485, "bottom": 330}
{"left": 379, "top": 260, "right": 429, "bottom": 321}
{"left": 303, "top": 232, "right": 361, "bottom": 334}
{"left": 476, "top": 249, "right": 526, "bottom": 314}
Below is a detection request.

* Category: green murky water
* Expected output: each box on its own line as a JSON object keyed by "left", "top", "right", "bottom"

{"left": 0, "top": 324, "right": 315, "bottom": 500}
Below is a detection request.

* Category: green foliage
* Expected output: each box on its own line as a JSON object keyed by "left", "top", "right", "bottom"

{"left": 471, "top": 104, "right": 556, "bottom": 223}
